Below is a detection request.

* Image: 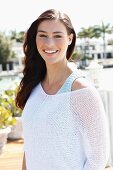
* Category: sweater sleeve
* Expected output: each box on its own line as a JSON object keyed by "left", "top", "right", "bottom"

{"left": 71, "top": 87, "right": 110, "bottom": 170}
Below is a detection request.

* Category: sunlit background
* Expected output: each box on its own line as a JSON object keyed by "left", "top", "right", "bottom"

{"left": 0, "top": 0, "right": 113, "bottom": 33}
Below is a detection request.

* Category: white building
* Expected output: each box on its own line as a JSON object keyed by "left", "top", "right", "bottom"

{"left": 76, "top": 40, "right": 113, "bottom": 68}
{"left": 11, "top": 41, "right": 24, "bottom": 72}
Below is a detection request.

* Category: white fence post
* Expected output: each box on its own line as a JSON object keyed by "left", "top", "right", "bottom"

{"left": 0, "top": 64, "right": 2, "bottom": 73}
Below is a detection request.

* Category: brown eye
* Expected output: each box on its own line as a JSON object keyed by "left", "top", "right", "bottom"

{"left": 54, "top": 35, "right": 62, "bottom": 38}
{"left": 38, "top": 34, "right": 47, "bottom": 37}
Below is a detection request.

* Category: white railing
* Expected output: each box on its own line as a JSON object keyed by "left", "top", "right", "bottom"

{"left": 98, "top": 89, "right": 113, "bottom": 165}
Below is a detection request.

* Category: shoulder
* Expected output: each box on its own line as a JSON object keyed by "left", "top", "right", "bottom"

{"left": 70, "top": 79, "right": 105, "bottom": 123}
{"left": 71, "top": 77, "right": 101, "bottom": 104}
{"left": 71, "top": 77, "right": 92, "bottom": 91}
{"left": 71, "top": 77, "right": 103, "bottom": 108}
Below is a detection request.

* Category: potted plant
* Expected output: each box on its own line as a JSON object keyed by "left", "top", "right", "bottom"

{"left": 1, "top": 87, "right": 23, "bottom": 139}
{"left": 0, "top": 95, "right": 16, "bottom": 154}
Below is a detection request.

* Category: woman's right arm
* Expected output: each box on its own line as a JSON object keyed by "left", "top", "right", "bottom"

{"left": 22, "top": 152, "right": 26, "bottom": 170}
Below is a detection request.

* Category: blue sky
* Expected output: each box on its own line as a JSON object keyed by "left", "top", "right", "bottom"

{"left": 0, "top": 0, "right": 113, "bottom": 34}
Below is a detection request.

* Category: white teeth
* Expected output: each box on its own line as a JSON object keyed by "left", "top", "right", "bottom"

{"left": 44, "top": 50, "right": 58, "bottom": 54}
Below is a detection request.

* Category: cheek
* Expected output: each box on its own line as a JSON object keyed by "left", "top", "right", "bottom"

{"left": 56, "top": 39, "right": 69, "bottom": 48}
{"left": 59, "top": 41, "right": 69, "bottom": 51}
{"left": 35, "top": 40, "right": 44, "bottom": 57}
{"left": 36, "top": 39, "right": 44, "bottom": 48}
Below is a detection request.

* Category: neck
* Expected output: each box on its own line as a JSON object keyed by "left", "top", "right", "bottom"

{"left": 44, "top": 60, "right": 72, "bottom": 86}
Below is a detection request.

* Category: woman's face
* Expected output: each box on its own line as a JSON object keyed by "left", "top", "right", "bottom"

{"left": 36, "top": 20, "right": 73, "bottom": 65}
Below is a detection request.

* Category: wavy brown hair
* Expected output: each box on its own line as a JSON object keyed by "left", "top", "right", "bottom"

{"left": 16, "top": 9, "right": 76, "bottom": 109}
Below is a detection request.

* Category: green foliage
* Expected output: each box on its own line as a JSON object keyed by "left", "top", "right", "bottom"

{"left": 10, "top": 30, "right": 25, "bottom": 43}
{"left": 81, "top": 55, "right": 93, "bottom": 61}
{"left": 94, "top": 22, "right": 113, "bottom": 36}
{"left": 0, "top": 32, "right": 15, "bottom": 63}
{"left": 71, "top": 51, "right": 82, "bottom": 61}
{"left": 2, "top": 87, "right": 22, "bottom": 117}
{"left": 77, "top": 22, "right": 113, "bottom": 40}
{"left": 0, "top": 99, "right": 16, "bottom": 129}
{"left": 0, "top": 85, "right": 22, "bottom": 129}
{"left": 77, "top": 26, "right": 101, "bottom": 40}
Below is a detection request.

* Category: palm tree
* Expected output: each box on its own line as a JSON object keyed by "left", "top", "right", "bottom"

{"left": 10, "top": 30, "right": 25, "bottom": 43}
{"left": 77, "top": 27, "right": 94, "bottom": 43}
{"left": 78, "top": 26, "right": 100, "bottom": 55}
{"left": 93, "top": 22, "right": 113, "bottom": 58}
{"left": 77, "top": 26, "right": 101, "bottom": 67}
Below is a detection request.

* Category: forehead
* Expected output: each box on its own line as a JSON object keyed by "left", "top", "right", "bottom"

{"left": 37, "top": 20, "right": 67, "bottom": 33}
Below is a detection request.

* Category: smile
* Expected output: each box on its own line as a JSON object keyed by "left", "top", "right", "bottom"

{"left": 43, "top": 50, "right": 59, "bottom": 54}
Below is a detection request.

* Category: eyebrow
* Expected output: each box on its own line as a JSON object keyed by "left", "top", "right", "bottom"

{"left": 37, "top": 30, "right": 64, "bottom": 34}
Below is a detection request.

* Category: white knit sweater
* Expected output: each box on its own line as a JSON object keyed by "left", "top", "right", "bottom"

{"left": 22, "top": 71, "right": 109, "bottom": 170}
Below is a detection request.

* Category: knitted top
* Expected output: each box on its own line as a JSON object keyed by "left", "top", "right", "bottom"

{"left": 22, "top": 69, "right": 109, "bottom": 170}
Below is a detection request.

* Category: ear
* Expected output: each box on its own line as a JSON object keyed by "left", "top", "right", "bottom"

{"left": 68, "top": 33, "right": 73, "bottom": 45}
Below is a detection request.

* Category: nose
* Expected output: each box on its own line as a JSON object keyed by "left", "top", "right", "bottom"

{"left": 46, "top": 37, "right": 55, "bottom": 47}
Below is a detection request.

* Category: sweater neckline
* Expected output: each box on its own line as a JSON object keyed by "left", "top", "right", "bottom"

{"left": 39, "top": 82, "right": 91, "bottom": 97}
{"left": 40, "top": 70, "right": 76, "bottom": 96}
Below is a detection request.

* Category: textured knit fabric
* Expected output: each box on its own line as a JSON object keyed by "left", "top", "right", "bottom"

{"left": 22, "top": 69, "right": 110, "bottom": 170}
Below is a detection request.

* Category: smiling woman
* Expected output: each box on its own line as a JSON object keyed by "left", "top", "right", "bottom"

{"left": 15, "top": 9, "right": 110, "bottom": 170}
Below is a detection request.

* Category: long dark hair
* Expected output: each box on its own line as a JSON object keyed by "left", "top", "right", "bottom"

{"left": 16, "top": 9, "right": 76, "bottom": 109}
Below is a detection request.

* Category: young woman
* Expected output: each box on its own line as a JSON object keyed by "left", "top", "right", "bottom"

{"left": 16, "top": 9, "right": 110, "bottom": 170}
